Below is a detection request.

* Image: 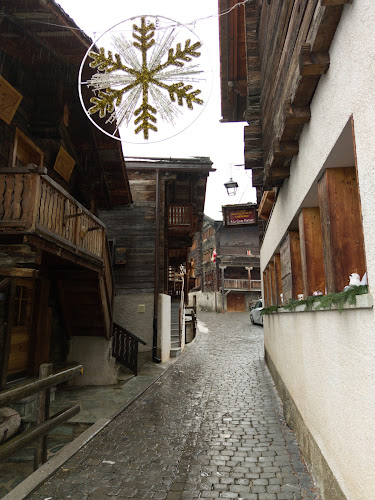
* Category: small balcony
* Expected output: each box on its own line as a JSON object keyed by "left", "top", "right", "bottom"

{"left": 222, "top": 279, "right": 262, "bottom": 291}
{"left": 168, "top": 204, "right": 193, "bottom": 231}
{"left": 0, "top": 167, "right": 106, "bottom": 265}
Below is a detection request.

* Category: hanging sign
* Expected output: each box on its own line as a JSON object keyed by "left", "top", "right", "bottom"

{"left": 78, "top": 15, "right": 210, "bottom": 144}
{"left": 0, "top": 76, "right": 23, "bottom": 125}
{"left": 226, "top": 207, "right": 257, "bottom": 225}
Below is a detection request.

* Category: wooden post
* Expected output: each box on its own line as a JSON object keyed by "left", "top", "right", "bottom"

{"left": 298, "top": 208, "right": 326, "bottom": 297}
{"left": 34, "top": 362, "right": 53, "bottom": 470}
{"left": 0, "top": 278, "right": 16, "bottom": 388}
{"left": 269, "top": 261, "right": 277, "bottom": 306}
{"left": 273, "top": 254, "right": 283, "bottom": 305}
{"left": 280, "top": 231, "right": 303, "bottom": 302}
{"left": 318, "top": 167, "right": 366, "bottom": 293}
{"left": 31, "top": 279, "right": 51, "bottom": 377}
{"left": 263, "top": 268, "right": 269, "bottom": 307}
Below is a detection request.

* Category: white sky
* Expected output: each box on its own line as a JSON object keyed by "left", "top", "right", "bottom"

{"left": 57, "top": 0, "right": 256, "bottom": 219}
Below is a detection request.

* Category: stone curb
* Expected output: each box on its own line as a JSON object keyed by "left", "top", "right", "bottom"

{"left": 2, "top": 418, "right": 109, "bottom": 500}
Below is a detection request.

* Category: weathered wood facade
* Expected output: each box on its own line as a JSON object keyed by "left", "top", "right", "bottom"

{"left": 0, "top": 0, "right": 131, "bottom": 386}
{"left": 100, "top": 157, "right": 213, "bottom": 361}
{"left": 189, "top": 205, "right": 261, "bottom": 312}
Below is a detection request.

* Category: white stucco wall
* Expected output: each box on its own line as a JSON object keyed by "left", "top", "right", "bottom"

{"left": 264, "top": 302, "right": 375, "bottom": 499}
{"left": 158, "top": 294, "right": 171, "bottom": 362}
{"left": 114, "top": 293, "right": 171, "bottom": 362}
{"left": 261, "top": 2, "right": 375, "bottom": 498}
{"left": 67, "top": 336, "right": 117, "bottom": 386}
{"left": 188, "top": 291, "right": 222, "bottom": 312}
{"left": 114, "top": 293, "right": 154, "bottom": 353}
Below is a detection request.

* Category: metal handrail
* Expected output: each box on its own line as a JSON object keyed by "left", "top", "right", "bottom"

{"left": 112, "top": 323, "right": 146, "bottom": 376}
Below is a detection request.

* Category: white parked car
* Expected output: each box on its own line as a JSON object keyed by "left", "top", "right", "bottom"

{"left": 250, "top": 299, "right": 263, "bottom": 326}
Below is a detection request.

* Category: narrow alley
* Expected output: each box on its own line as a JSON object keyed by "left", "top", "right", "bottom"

{"left": 27, "top": 312, "right": 319, "bottom": 500}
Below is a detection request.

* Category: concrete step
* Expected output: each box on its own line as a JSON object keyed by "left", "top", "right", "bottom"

{"left": 170, "top": 347, "right": 182, "bottom": 358}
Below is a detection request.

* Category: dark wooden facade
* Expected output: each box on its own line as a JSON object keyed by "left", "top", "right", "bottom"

{"left": 245, "top": 0, "right": 349, "bottom": 191}
{"left": 191, "top": 205, "right": 261, "bottom": 311}
{"left": 100, "top": 158, "right": 214, "bottom": 296}
{"left": 0, "top": 0, "right": 131, "bottom": 386}
{"left": 219, "top": 0, "right": 350, "bottom": 193}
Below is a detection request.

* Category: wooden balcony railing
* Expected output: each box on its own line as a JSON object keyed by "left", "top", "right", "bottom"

{"left": 168, "top": 204, "right": 193, "bottom": 230}
{"left": 0, "top": 167, "right": 105, "bottom": 263}
{"left": 250, "top": 280, "right": 261, "bottom": 290}
{"left": 223, "top": 279, "right": 262, "bottom": 291}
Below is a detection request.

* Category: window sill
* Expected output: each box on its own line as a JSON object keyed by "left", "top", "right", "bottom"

{"left": 266, "top": 293, "right": 373, "bottom": 315}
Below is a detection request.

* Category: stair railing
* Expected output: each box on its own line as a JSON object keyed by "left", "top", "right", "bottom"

{"left": 112, "top": 323, "right": 146, "bottom": 376}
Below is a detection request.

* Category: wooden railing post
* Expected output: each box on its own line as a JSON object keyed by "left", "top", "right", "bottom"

{"left": 34, "top": 362, "right": 53, "bottom": 470}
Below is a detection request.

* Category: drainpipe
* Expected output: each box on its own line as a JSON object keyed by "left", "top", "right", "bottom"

{"left": 153, "top": 169, "right": 161, "bottom": 363}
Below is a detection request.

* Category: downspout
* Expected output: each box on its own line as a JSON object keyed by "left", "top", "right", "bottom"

{"left": 153, "top": 169, "right": 161, "bottom": 363}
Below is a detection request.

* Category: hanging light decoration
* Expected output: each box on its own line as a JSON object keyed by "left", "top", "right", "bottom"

{"left": 224, "top": 178, "right": 239, "bottom": 196}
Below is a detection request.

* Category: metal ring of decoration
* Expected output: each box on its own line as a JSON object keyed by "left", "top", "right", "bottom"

{"left": 78, "top": 15, "right": 211, "bottom": 144}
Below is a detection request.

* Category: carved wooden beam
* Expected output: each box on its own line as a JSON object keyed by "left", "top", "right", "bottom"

{"left": 321, "top": 0, "right": 352, "bottom": 5}
{"left": 273, "top": 141, "right": 299, "bottom": 158}
{"left": 300, "top": 44, "right": 330, "bottom": 76}
{"left": 284, "top": 101, "right": 311, "bottom": 126}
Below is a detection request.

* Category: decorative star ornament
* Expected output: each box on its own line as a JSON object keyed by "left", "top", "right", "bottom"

{"left": 78, "top": 15, "right": 209, "bottom": 143}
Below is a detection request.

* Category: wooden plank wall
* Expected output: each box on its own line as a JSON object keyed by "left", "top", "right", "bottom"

{"left": 318, "top": 167, "right": 366, "bottom": 293}
{"left": 280, "top": 230, "right": 303, "bottom": 302}
{"left": 244, "top": 0, "right": 348, "bottom": 188}
{"left": 298, "top": 207, "right": 326, "bottom": 296}
{"left": 99, "top": 172, "right": 165, "bottom": 293}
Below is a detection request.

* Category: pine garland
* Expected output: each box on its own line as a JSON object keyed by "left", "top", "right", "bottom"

{"left": 262, "top": 285, "right": 368, "bottom": 315}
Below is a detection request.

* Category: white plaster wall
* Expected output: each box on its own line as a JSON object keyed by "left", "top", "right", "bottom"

{"left": 67, "top": 336, "right": 117, "bottom": 386}
{"left": 264, "top": 306, "right": 375, "bottom": 499}
{"left": 158, "top": 294, "right": 171, "bottom": 362}
{"left": 114, "top": 293, "right": 171, "bottom": 361}
{"left": 261, "top": 2, "right": 375, "bottom": 497}
{"left": 188, "top": 291, "right": 222, "bottom": 312}
{"left": 113, "top": 293, "right": 154, "bottom": 353}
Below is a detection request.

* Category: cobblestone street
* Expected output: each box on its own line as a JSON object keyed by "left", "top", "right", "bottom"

{"left": 29, "top": 312, "right": 319, "bottom": 500}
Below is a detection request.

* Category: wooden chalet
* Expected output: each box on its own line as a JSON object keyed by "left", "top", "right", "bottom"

{"left": 100, "top": 157, "right": 214, "bottom": 361}
{"left": 0, "top": 0, "right": 132, "bottom": 388}
{"left": 189, "top": 205, "right": 261, "bottom": 312}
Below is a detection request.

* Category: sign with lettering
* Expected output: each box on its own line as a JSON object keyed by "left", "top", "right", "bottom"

{"left": 226, "top": 207, "right": 257, "bottom": 225}
{"left": 54, "top": 146, "right": 75, "bottom": 182}
{"left": 0, "top": 76, "right": 23, "bottom": 125}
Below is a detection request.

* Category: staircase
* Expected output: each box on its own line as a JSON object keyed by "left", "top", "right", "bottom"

{"left": 170, "top": 300, "right": 181, "bottom": 358}
{"left": 58, "top": 239, "right": 114, "bottom": 339}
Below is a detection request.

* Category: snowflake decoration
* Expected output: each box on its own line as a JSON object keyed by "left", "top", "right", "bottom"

{"left": 84, "top": 16, "right": 204, "bottom": 140}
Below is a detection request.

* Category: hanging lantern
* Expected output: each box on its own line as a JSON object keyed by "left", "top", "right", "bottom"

{"left": 224, "top": 178, "right": 238, "bottom": 196}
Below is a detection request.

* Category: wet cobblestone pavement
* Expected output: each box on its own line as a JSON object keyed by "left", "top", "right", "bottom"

{"left": 29, "top": 312, "right": 320, "bottom": 500}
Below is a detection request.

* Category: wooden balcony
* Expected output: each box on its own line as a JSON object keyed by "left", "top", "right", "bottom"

{"left": 0, "top": 167, "right": 106, "bottom": 265}
{"left": 168, "top": 204, "right": 193, "bottom": 231}
{"left": 223, "top": 279, "right": 261, "bottom": 291}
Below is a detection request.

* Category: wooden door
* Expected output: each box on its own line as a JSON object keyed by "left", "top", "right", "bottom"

{"left": 7, "top": 279, "right": 34, "bottom": 380}
{"left": 227, "top": 293, "right": 246, "bottom": 312}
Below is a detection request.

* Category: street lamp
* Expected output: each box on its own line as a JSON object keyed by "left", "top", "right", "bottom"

{"left": 224, "top": 178, "right": 239, "bottom": 196}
